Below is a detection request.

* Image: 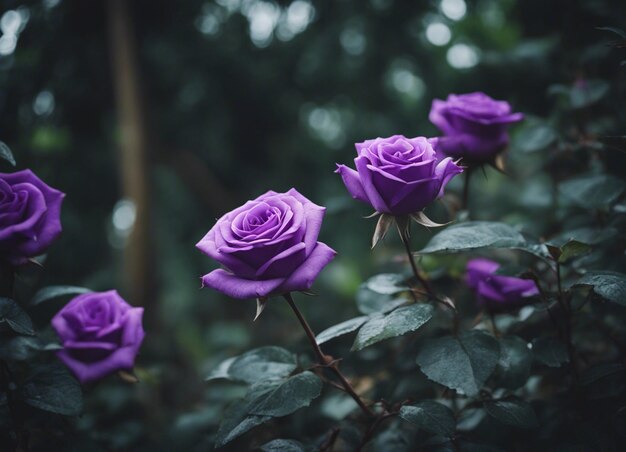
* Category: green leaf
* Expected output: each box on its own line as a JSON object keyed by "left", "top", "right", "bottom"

{"left": 513, "top": 123, "right": 557, "bottom": 153}
{"left": 560, "top": 175, "right": 625, "bottom": 209}
{"left": 365, "top": 273, "right": 409, "bottom": 294}
{"left": 494, "top": 336, "right": 533, "bottom": 390}
{"left": 569, "top": 79, "right": 610, "bottom": 109}
{"left": 572, "top": 271, "right": 626, "bottom": 306}
{"left": 580, "top": 363, "right": 624, "bottom": 386}
{"left": 549, "top": 227, "right": 618, "bottom": 247}
{"left": 260, "top": 439, "right": 306, "bottom": 452}
{"left": 597, "top": 26, "right": 626, "bottom": 39}
{"left": 399, "top": 400, "right": 456, "bottom": 437}
{"left": 531, "top": 338, "right": 568, "bottom": 367}
{"left": 215, "top": 383, "right": 275, "bottom": 447}
{"left": 215, "top": 373, "right": 322, "bottom": 447}
{"left": 356, "top": 286, "right": 407, "bottom": 315}
{"left": 206, "top": 346, "right": 296, "bottom": 383}
{"left": 351, "top": 303, "right": 433, "bottom": 351}
{"left": 0, "top": 336, "right": 61, "bottom": 361}
{"left": 249, "top": 371, "right": 322, "bottom": 417}
{"left": 484, "top": 398, "right": 538, "bottom": 429}
{"left": 0, "top": 141, "right": 16, "bottom": 166}
{"left": 418, "top": 222, "right": 526, "bottom": 255}
{"left": 21, "top": 362, "right": 83, "bottom": 416}
{"left": 30, "top": 285, "right": 91, "bottom": 306}
{"left": 416, "top": 330, "right": 500, "bottom": 396}
{"left": 0, "top": 297, "right": 34, "bottom": 335}
{"left": 558, "top": 240, "right": 591, "bottom": 263}
{"left": 316, "top": 316, "right": 369, "bottom": 345}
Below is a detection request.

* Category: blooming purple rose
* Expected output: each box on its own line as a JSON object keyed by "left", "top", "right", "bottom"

{"left": 51, "top": 290, "right": 145, "bottom": 384}
{"left": 0, "top": 169, "right": 64, "bottom": 263}
{"left": 335, "top": 135, "right": 463, "bottom": 215}
{"left": 196, "top": 188, "right": 336, "bottom": 299}
{"left": 466, "top": 258, "right": 539, "bottom": 308}
{"left": 429, "top": 92, "right": 523, "bottom": 162}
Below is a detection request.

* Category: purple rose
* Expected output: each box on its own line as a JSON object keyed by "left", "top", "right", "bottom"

{"left": 196, "top": 188, "right": 336, "bottom": 299}
{"left": 0, "top": 169, "right": 64, "bottom": 263}
{"left": 466, "top": 258, "right": 539, "bottom": 308}
{"left": 51, "top": 290, "right": 145, "bottom": 384}
{"left": 429, "top": 92, "right": 523, "bottom": 162}
{"left": 335, "top": 135, "right": 462, "bottom": 216}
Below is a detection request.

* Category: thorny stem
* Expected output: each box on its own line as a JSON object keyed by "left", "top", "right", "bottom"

{"left": 356, "top": 411, "right": 397, "bottom": 451}
{"left": 283, "top": 293, "right": 375, "bottom": 418}
{"left": 398, "top": 227, "right": 459, "bottom": 334}
{"left": 555, "top": 262, "right": 579, "bottom": 384}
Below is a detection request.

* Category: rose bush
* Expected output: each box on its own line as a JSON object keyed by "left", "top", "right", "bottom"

{"left": 429, "top": 92, "right": 523, "bottom": 162}
{"left": 335, "top": 135, "right": 462, "bottom": 215}
{"left": 196, "top": 188, "right": 336, "bottom": 299}
{"left": 466, "top": 258, "right": 539, "bottom": 308}
{"left": 0, "top": 169, "right": 64, "bottom": 263}
{"left": 51, "top": 290, "right": 145, "bottom": 384}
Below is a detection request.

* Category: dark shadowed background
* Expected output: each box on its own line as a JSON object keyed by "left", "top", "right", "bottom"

{"left": 1, "top": 0, "right": 625, "bottom": 449}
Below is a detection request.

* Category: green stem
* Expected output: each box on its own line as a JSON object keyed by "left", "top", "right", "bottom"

{"left": 556, "top": 262, "right": 578, "bottom": 384}
{"left": 283, "top": 293, "right": 374, "bottom": 417}
{"left": 398, "top": 227, "right": 459, "bottom": 334}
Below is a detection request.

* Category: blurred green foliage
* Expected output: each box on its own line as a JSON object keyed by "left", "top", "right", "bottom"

{"left": 1, "top": 0, "right": 626, "bottom": 450}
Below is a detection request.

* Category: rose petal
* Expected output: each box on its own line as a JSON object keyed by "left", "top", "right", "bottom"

{"left": 200, "top": 269, "right": 286, "bottom": 299}
{"left": 434, "top": 157, "right": 463, "bottom": 198}
{"left": 466, "top": 258, "right": 500, "bottom": 289}
{"left": 355, "top": 155, "right": 391, "bottom": 213}
{"left": 255, "top": 242, "right": 307, "bottom": 278}
{"left": 276, "top": 242, "right": 337, "bottom": 293}
{"left": 56, "top": 345, "right": 140, "bottom": 384}
{"left": 335, "top": 164, "right": 368, "bottom": 203}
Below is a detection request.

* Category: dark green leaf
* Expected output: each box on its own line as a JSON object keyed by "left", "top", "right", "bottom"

{"left": 532, "top": 338, "right": 568, "bottom": 367}
{"left": 418, "top": 222, "right": 526, "bottom": 255}
{"left": 356, "top": 285, "right": 407, "bottom": 315}
{"left": 0, "top": 297, "right": 34, "bottom": 335}
{"left": 597, "top": 26, "right": 626, "bottom": 39}
{"left": 484, "top": 398, "right": 538, "bottom": 429}
{"left": 215, "top": 383, "right": 275, "bottom": 446}
{"left": 0, "top": 141, "right": 15, "bottom": 166}
{"left": 316, "top": 316, "right": 369, "bottom": 345}
{"left": 206, "top": 346, "right": 296, "bottom": 383}
{"left": 0, "top": 336, "right": 60, "bottom": 361}
{"left": 513, "top": 123, "right": 557, "bottom": 153}
{"left": 365, "top": 273, "right": 409, "bottom": 294}
{"left": 580, "top": 363, "right": 624, "bottom": 386}
{"left": 416, "top": 330, "right": 500, "bottom": 396}
{"left": 550, "top": 227, "right": 618, "bottom": 247}
{"left": 260, "top": 439, "right": 305, "bottom": 452}
{"left": 30, "top": 286, "right": 91, "bottom": 306}
{"left": 249, "top": 371, "right": 322, "bottom": 417}
{"left": 351, "top": 303, "right": 433, "bottom": 351}
{"left": 21, "top": 362, "right": 83, "bottom": 416}
{"left": 494, "top": 336, "right": 532, "bottom": 390}
{"left": 560, "top": 175, "right": 625, "bottom": 209}
{"left": 569, "top": 79, "right": 609, "bottom": 109}
{"left": 572, "top": 271, "right": 626, "bottom": 306}
{"left": 558, "top": 240, "right": 591, "bottom": 263}
{"left": 399, "top": 400, "right": 456, "bottom": 437}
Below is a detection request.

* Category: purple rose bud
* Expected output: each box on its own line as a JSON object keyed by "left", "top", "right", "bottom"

{"left": 51, "top": 290, "right": 145, "bottom": 384}
{"left": 429, "top": 92, "right": 524, "bottom": 162}
{"left": 196, "top": 188, "right": 336, "bottom": 299}
{"left": 0, "top": 169, "right": 65, "bottom": 264}
{"left": 335, "top": 135, "right": 463, "bottom": 215}
{"left": 466, "top": 258, "right": 539, "bottom": 308}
